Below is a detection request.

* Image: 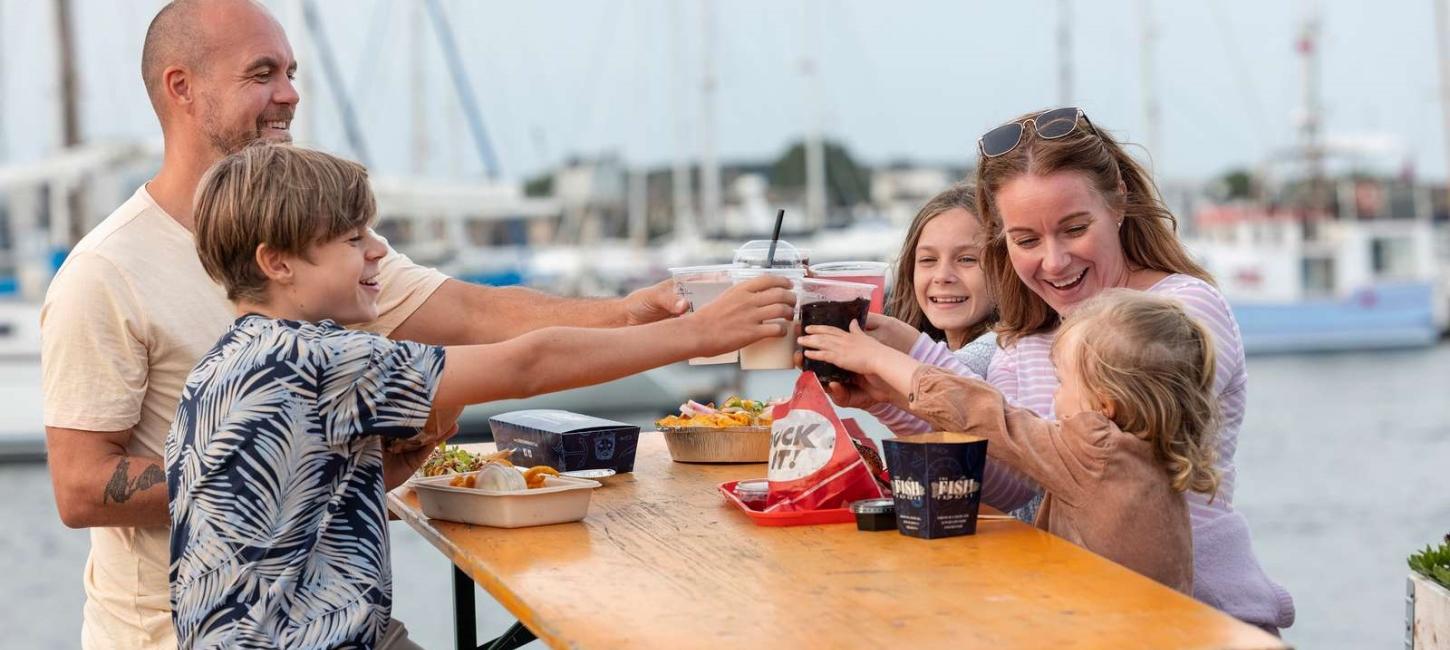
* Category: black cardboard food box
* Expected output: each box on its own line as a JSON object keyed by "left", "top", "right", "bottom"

{"left": 488, "top": 409, "right": 639, "bottom": 473}
{"left": 882, "top": 433, "right": 988, "bottom": 539}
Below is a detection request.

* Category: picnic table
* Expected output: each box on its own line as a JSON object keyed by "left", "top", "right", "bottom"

{"left": 387, "top": 435, "right": 1287, "bottom": 649}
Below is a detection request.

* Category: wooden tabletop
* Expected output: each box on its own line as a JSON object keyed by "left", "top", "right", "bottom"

{"left": 388, "top": 435, "right": 1287, "bottom": 649}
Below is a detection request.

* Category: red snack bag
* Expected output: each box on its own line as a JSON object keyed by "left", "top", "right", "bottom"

{"left": 842, "top": 418, "right": 891, "bottom": 495}
{"left": 765, "top": 372, "right": 886, "bottom": 512}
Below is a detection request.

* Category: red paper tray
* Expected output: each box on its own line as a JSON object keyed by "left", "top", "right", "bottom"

{"left": 718, "top": 479, "right": 856, "bottom": 527}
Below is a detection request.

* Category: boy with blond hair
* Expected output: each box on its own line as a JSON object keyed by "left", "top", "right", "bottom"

{"left": 166, "top": 143, "right": 795, "bottom": 649}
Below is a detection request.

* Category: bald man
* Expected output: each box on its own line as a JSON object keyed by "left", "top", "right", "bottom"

{"left": 40, "top": 1, "right": 684, "bottom": 647}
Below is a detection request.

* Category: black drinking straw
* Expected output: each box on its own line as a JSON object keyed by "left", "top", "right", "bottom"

{"left": 765, "top": 209, "right": 786, "bottom": 268}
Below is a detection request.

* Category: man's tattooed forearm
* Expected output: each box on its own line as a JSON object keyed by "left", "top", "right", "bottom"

{"left": 102, "top": 457, "right": 166, "bottom": 505}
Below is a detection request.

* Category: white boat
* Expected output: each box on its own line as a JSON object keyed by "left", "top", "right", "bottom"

{"left": 1187, "top": 184, "right": 1448, "bottom": 354}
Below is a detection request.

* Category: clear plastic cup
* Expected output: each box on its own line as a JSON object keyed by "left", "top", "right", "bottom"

{"left": 798, "top": 278, "right": 876, "bottom": 384}
{"left": 809, "top": 261, "right": 890, "bottom": 314}
{"left": 733, "top": 239, "right": 810, "bottom": 269}
{"left": 670, "top": 264, "right": 742, "bottom": 365}
{"left": 729, "top": 267, "right": 806, "bottom": 370}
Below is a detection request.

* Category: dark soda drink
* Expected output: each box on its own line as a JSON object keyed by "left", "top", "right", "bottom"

{"left": 800, "top": 297, "right": 870, "bottom": 384}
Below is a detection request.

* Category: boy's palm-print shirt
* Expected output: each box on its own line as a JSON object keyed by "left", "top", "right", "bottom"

{"left": 166, "top": 315, "right": 445, "bottom": 649}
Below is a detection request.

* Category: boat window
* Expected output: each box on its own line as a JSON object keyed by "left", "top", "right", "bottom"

{"left": 1371, "top": 237, "right": 1415, "bottom": 279}
{"left": 1302, "top": 257, "right": 1334, "bottom": 297}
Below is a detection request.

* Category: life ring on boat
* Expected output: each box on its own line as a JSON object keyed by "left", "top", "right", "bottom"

{"left": 1355, "top": 288, "right": 1378, "bottom": 309}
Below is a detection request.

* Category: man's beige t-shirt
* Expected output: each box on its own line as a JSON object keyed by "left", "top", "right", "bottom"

{"left": 41, "top": 185, "right": 448, "bottom": 650}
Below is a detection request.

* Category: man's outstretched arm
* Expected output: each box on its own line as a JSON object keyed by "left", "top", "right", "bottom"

{"left": 389, "top": 277, "right": 686, "bottom": 345}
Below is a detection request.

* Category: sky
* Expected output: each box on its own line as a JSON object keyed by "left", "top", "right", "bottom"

{"left": 0, "top": 0, "right": 1442, "bottom": 185}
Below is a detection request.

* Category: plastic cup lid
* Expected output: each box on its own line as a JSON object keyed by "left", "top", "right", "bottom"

{"left": 734, "top": 239, "right": 807, "bottom": 267}
{"left": 810, "top": 261, "right": 890, "bottom": 275}
{"left": 730, "top": 267, "right": 807, "bottom": 281}
{"left": 800, "top": 277, "right": 877, "bottom": 301}
{"left": 734, "top": 479, "right": 769, "bottom": 495}
{"left": 850, "top": 498, "right": 896, "bottom": 514}
{"left": 668, "top": 263, "right": 739, "bottom": 279}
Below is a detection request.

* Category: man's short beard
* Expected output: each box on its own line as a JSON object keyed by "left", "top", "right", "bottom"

{"left": 198, "top": 93, "right": 280, "bottom": 155}
{"left": 203, "top": 123, "right": 259, "bottom": 155}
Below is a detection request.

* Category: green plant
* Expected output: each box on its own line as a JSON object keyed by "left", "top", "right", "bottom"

{"left": 1409, "top": 534, "right": 1450, "bottom": 590}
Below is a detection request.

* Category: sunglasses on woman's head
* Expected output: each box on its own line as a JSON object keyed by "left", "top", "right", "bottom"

{"left": 977, "top": 107, "right": 1096, "bottom": 158}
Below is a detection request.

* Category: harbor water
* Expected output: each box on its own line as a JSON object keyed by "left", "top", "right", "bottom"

{"left": 3, "top": 343, "right": 1449, "bottom": 649}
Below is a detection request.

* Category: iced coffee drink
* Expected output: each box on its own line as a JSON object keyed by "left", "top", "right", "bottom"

{"left": 730, "top": 267, "right": 804, "bottom": 370}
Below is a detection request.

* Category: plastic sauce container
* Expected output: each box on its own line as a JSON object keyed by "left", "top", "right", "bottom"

{"left": 733, "top": 479, "right": 770, "bottom": 511}
{"left": 850, "top": 498, "right": 897, "bottom": 532}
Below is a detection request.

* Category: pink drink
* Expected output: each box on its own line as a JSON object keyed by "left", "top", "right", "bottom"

{"left": 809, "top": 262, "right": 889, "bottom": 314}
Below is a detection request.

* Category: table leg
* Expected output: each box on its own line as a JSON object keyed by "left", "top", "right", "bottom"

{"left": 452, "top": 565, "right": 476, "bottom": 650}
{"left": 481, "top": 620, "right": 537, "bottom": 650}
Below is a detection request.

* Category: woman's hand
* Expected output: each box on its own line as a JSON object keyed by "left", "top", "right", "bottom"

{"left": 823, "top": 371, "right": 906, "bottom": 410}
{"left": 864, "top": 313, "right": 921, "bottom": 353}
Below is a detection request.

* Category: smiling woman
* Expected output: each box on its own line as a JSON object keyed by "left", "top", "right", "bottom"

{"left": 965, "top": 108, "right": 1292, "bottom": 633}
{"left": 862, "top": 108, "right": 1295, "bottom": 634}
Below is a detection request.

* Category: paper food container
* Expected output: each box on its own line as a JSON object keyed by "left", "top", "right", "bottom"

{"left": 411, "top": 473, "right": 602, "bottom": 528}
{"left": 489, "top": 409, "right": 640, "bottom": 473}
{"left": 659, "top": 426, "right": 771, "bottom": 463}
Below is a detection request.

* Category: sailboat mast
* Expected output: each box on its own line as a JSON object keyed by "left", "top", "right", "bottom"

{"left": 1139, "top": 0, "right": 1162, "bottom": 170}
{"left": 0, "top": 2, "right": 7, "bottom": 161}
{"left": 669, "top": 1, "right": 696, "bottom": 242}
{"left": 699, "top": 0, "right": 721, "bottom": 234}
{"left": 53, "top": 0, "right": 83, "bottom": 248}
{"left": 1297, "top": 5, "right": 1326, "bottom": 211}
{"left": 410, "top": 0, "right": 428, "bottom": 175}
{"left": 802, "top": 2, "right": 826, "bottom": 232}
{"left": 1435, "top": 0, "right": 1450, "bottom": 206}
{"left": 54, "top": 0, "right": 80, "bottom": 149}
{"left": 1057, "top": 0, "right": 1073, "bottom": 104}
{"left": 286, "top": 0, "right": 313, "bottom": 144}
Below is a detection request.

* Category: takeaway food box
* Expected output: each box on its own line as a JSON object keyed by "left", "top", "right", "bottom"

{"left": 489, "top": 409, "right": 640, "bottom": 473}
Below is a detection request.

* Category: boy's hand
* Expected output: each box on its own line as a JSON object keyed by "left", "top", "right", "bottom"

{"left": 625, "top": 278, "right": 690, "bottom": 326}
{"left": 382, "top": 405, "right": 464, "bottom": 454}
{"left": 864, "top": 313, "right": 921, "bottom": 353}
{"left": 382, "top": 445, "right": 434, "bottom": 492}
{"left": 688, "top": 275, "right": 797, "bottom": 356}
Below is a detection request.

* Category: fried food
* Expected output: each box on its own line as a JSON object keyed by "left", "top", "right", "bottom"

{"left": 445, "top": 462, "right": 559, "bottom": 490}
{"left": 656, "top": 395, "right": 780, "bottom": 429}
{"left": 522, "top": 465, "right": 560, "bottom": 489}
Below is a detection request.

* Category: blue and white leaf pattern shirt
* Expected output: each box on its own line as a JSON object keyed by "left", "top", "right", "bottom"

{"left": 166, "top": 315, "right": 445, "bottom": 649}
